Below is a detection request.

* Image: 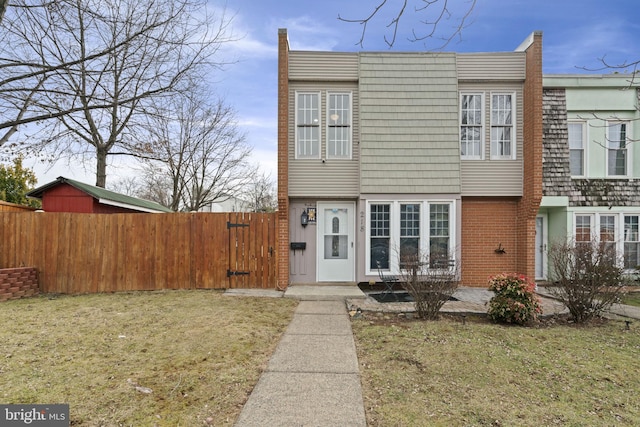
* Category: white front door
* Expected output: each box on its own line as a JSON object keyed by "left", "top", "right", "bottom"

{"left": 317, "top": 202, "right": 355, "bottom": 282}
{"left": 535, "top": 215, "right": 547, "bottom": 280}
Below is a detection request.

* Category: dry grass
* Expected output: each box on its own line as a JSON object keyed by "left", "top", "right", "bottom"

{"left": 352, "top": 314, "right": 640, "bottom": 427}
{"left": 622, "top": 292, "right": 640, "bottom": 308}
{"left": 0, "top": 290, "right": 297, "bottom": 426}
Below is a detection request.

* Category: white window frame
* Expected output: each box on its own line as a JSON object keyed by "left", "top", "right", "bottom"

{"left": 606, "top": 120, "right": 630, "bottom": 177}
{"left": 326, "top": 92, "right": 352, "bottom": 159}
{"left": 490, "top": 92, "right": 516, "bottom": 160}
{"left": 460, "top": 92, "right": 484, "bottom": 160}
{"left": 295, "top": 91, "right": 321, "bottom": 159}
{"left": 567, "top": 120, "right": 586, "bottom": 177}
{"left": 366, "top": 200, "right": 456, "bottom": 275}
{"left": 624, "top": 214, "right": 640, "bottom": 270}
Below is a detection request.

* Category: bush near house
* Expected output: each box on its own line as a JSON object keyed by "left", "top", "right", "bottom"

{"left": 398, "top": 253, "right": 459, "bottom": 320}
{"left": 487, "top": 273, "right": 542, "bottom": 325}
{"left": 548, "top": 239, "right": 629, "bottom": 323}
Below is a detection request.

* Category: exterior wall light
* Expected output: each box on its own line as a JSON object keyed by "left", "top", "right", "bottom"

{"left": 301, "top": 209, "right": 309, "bottom": 227}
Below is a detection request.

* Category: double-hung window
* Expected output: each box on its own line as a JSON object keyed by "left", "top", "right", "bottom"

{"left": 575, "top": 214, "right": 593, "bottom": 245}
{"left": 295, "top": 92, "right": 320, "bottom": 158}
{"left": 460, "top": 94, "right": 483, "bottom": 159}
{"left": 429, "top": 204, "right": 450, "bottom": 267}
{"left": 568, "top": 121, "right": 586, "bottom": 176}
{"left": 607, "top": 121, "right": 629, "bottom": 176}
{"left": 624, "top": 215, "right": 640, "bottom": 269}
{"left": 370, "top": 204, "right": 391, "bottom": 270}
{"left": 399, "top": 204, "right": 420, "bottom": 268}
{"left": 327, "top": 93, "right": 351, "bottom": 159}
{"left": 490, "top": 93, "right": 515, "bottom": 159}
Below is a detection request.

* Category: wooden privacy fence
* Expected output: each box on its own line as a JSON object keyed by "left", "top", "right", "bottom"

{"left": 0, "top": 211, "right": 277, "bottom": 293}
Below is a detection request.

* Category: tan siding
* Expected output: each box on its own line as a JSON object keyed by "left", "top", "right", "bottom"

{"left": 359, "top": 52, "right": 461, "bottom": 194}
{"left": 457, "top": 52, "right": 526, "bottom": 81}
{"left": 459, "top": 82, "right": 525, "bottom": 196}
{"left": 289, "top": 51, "right": 358, "bottom": 81}
{"left": 288, "top": 81, "right": 360, "bottom": 197}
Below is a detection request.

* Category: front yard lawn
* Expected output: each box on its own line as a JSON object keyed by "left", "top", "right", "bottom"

{"left": 0, "top": 290, "right": 297, "bottom": 426}
{"left": 352, "top": 314, "right": 640, "bottom": 426}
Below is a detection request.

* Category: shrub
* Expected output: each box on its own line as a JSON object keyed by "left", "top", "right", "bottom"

{"left": 398, "top": 253, "right": 459, "bottom": 320}
{"left": 487, "top": 273, "right": 542, "bottom": 325}
{"left": 548, "top": 239, "right": 628, "bottom": 323}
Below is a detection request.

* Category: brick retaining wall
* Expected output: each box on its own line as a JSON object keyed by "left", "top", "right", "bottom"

{"left": 0, "top": 267, "right": 39, "bottom": 302}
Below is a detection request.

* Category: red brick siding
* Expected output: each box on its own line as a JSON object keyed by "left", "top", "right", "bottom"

{"left": 461, "top": 198, "right": 519, "bottom": 286}
{"left": 277, "top": 29, "right": 290, "bottom": 289}
{"left": 517, "top": 31, "right": 543, "bottom": 279}
{"left": 0, "top": 267, "right": 39, "bottom": 302}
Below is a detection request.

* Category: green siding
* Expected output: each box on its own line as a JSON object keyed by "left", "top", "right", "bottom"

{"left": 359, "top": 52, "right": 460, "bottom": 194}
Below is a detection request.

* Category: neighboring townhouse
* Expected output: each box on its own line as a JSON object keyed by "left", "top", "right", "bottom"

{"left": 540, "top": 74, "right": 640, "bottom": 280}
{"left": 277, "top": 28, "right": 543, "bottom": 288}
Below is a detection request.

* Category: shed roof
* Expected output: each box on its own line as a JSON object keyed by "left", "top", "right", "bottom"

{"left": 26, "top": 176, "right": 173, "bottom": 213}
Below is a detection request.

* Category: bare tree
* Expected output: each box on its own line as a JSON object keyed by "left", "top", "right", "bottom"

{"left": 338, "top": 0, "right": 476, "bottom": 48}
{"left": 0, "top": 0, "right": 233, "bottom": 187}
{"left": 141, "top": 90, "right": 253, "bottom": 212}
{"left": 244, "top": 171, "right": 277, "bottom": 213}
{"left": 0, "top": 0, "right": 7, "bottom": 24}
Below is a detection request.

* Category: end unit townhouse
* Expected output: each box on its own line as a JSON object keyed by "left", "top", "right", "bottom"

{"left": 539, "top": 74, "right": 640, "bottom": 280}
{"left": 276, "top": 28, "right": 543, "bottom": 288}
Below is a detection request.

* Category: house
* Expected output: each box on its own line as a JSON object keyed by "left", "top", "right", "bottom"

{"left": 276, "top": 28, "right": 543, "bottom": 288}
{"left": 26, "top": 176, "right": 173, "bottom": 213}
{"left": 199, "top": 194, "right": 250, "bottom": 212}
{"left": 539, "top": 74, "right": 640, "bottom": 279}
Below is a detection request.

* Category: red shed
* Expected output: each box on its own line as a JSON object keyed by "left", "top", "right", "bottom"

{"left": 26, "top": 176, "right": 172, "bottom": 213}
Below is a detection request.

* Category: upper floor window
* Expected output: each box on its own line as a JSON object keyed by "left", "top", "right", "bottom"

{"left": 490, "top": 93, "right": 515, "bottom": 159}
{"left": 295, "top": 92, "right": 320, "bottom": 158}
{"left": 460, "top": 94, "right": 483, "bottom": 159}
{"left": 607, "top": 121, "right": 629, "bottom": 176}
{"left": 327, "top": 93, "right": 351, "bottom": 159}
{"left": 568, "top": 121, "right": 585, "bottom": 176}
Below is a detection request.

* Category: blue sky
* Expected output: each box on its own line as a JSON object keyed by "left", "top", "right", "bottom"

{"left": 29, "top": 0, "right": 640, "bottom": 187}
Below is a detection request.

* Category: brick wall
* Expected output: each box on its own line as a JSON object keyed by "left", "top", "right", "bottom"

{"left": 517, "top": 31, "right": 543, "bottom": 280}
{"left": 0, "top": 267, "right": 39, "bottom": 302}
{"left": 277, "top": 29, "right": 290, "bottom": 289}
{"left": 461, "top": 198, "right": 519, "bottom": 286}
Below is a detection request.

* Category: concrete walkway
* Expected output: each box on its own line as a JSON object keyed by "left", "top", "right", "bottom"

{"left": 234, "top": 298, "right": 366, "bottom": 427}
{"left": 230, "top": 284, "right": 640, "bottom": 426}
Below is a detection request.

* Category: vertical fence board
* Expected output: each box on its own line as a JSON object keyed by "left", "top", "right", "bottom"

{"left": 0, "top": 211, "right": 277, "bottom": 293}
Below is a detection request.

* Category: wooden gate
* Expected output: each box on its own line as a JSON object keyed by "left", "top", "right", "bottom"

{"left": 226, "top": 212, "right": 277, "bottom": 288}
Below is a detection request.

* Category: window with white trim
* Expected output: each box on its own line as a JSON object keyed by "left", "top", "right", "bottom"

{"left": 368, "top": 201, "right": 454, "bottom": 273}
{"left": 568, "top": 121, "right": 585, "bottom": 176}
{"left": 624, "top": 215, "right": 640, "bottom": 269}
{"left": 460, "top": 93, "right": 483, "bottom": 159}
{"left": 429, "top": 204, "right": 450, "bottom": 267}
{"left": 490, "top": 93, "right": 515, "bottom": 159}
{"left": 370, "top": 204, "right": 391, "bottom": 270}
{"left": 295, "top": 92, "right": 320, "bottom": 158}
{"left": 399, "top": 204, "right": 420, "bottom": 268}
{"left": 575, "top": 214, "right": 593, "bottom": 245}
{"left": 607, "top": 121, "right": 629, "bottom": 176}
{"left": 327, "top": 93, "right": 351, "bottom": 159}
